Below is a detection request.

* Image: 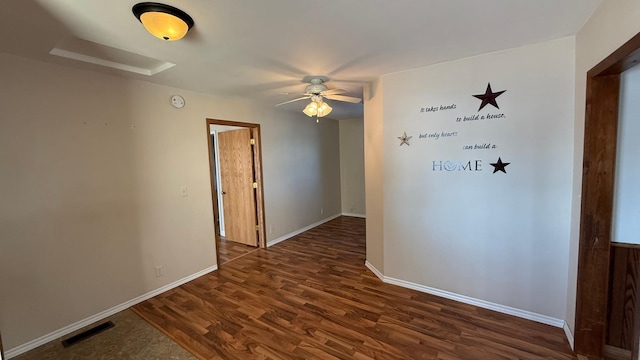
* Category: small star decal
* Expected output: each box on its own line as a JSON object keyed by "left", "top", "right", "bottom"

{"left": 398, "top": 132, "right": 412, "bottom": 146}
{"left": 490, "top": 157, "right": 510, "bottom": 174}
{"left": 473, "top": 83, "right": 506, "bottom": 111}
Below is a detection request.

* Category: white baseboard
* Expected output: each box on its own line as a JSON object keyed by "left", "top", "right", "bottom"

{"left": 563, "top": 321, "right": 574, "bottom": 350}
{"left": 365, "top": 260, "right": 384, "bottom": 280}
{"left": 341, "top": 212, "right": 366, "bottom": 218}
{"left": 5, "top": 265, "right": 218, "bottom": 359}
{"left": 267, "top": 213, "right": 341, "bottom": 247}
{"left": 363, "top": 260, "right": 564, "bottom": 328}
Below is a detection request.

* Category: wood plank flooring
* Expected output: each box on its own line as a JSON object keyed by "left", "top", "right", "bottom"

{"left": 133, "top": 216, "right": 577, "bottom": 360}
{"left": 217, "top": 237, "right": 258, "bottom": 265}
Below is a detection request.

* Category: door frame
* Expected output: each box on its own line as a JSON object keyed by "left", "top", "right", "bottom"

{"left": 206, "top": 119, "right": 267, "bottom": 254}
{"left": 210, "top": 130, "right": 227, "bottom": 237}
{"left": 575, "top": 32, "right": 640, "bottom": 358}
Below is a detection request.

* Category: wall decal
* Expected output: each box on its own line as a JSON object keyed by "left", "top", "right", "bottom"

{"left": 432, "top": 160, "right": 482, "bottom": 171}
{"left": 456, "top": 112, "right": 506, "bottom": 122}
{"left": 398, "top": 132, "right": 412, "bottom": 146}
{"left": 419, "top": 131, "right": 458, "bottom": 140}
{"left": 462, "top": 143, "right": 497, "bottom": 150}
{"left": 489, "top": 157, "right": 510, "bottom": 173}
{"left": 407, "top": 81, "right": 511, "bottom": 171}
{"left": 420, "top": 104, "right": 457, "bottom": 113}
{"left": 472, "top": 83, "right": 506, "bottom": 111}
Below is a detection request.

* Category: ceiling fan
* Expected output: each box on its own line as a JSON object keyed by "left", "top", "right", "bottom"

{"left": 275, "top": 76, "right": 362, "bottom": 114}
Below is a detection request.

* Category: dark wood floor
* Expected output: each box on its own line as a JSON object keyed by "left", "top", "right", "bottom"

{"left": 217, "top": 236, "right": 258, "bottom": 265}
{"left": 133, "top": 216, "right": 577, "bottom": 360}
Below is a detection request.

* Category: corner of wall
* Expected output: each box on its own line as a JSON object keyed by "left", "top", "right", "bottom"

{"left": 363, "top": 79, "right": 384, "bottom": 273}
{"left": 563, "top": 321, "right": 575, "bottom": 350}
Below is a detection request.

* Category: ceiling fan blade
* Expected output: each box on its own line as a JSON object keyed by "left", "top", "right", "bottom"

{"left": 320, "top": 88, "right": 346, "bottom": 96}
{"left": 275, "top": 96, "right": 310, "bottom": 106}
{"left": 325, "top": 94, "right": 362, "bottom": 103}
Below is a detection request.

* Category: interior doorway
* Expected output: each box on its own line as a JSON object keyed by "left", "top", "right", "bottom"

{"left": 206, "top": 119, "right": 266, "bottom": 266}
{"left": 575, "top": 32, "right": 640, "bottom": 359}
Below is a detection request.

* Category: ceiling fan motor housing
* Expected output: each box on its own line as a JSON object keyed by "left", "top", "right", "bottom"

{"left": 305, "top": 83, "right": 328, "bottom": 94}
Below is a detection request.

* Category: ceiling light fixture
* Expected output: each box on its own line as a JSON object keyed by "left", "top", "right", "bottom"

{"left": 302, "top": 95, "right": 333, "bottom": 120}
{"left": 132, "top": 2, "right": 194, "bottom": 41}
{"left": 303, "top": 101, "right": 319, "bottom": 117}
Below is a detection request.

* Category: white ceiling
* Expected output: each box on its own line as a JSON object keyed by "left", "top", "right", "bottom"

{"left": 1, "top": 0, "right": 602, "bottom": 119}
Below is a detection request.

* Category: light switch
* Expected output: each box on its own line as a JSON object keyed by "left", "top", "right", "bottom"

{"left": 179, "top": 185, "right": 188, "bottom": 197}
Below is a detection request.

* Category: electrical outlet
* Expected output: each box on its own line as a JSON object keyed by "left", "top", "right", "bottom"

{"left": 320, "top": 207, "right": 324, "bottom": 215}
{"left": 179, "top": 185, "right": 188, "bottom": 197}
{"left": 155, "top": 265, "right": 164, "bottom": 277}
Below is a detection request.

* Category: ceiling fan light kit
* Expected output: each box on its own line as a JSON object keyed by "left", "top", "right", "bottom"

{"left": 132, "top": 2, "right": 194, "bottom": 41}
{"left": 303, "top": 101, "right": 319, "bottom": 117}
{"left": 303, "top": 98, "right": 333, "bottom": 118}
{"left": 317, "top": 102, "right": 332, "bottom": 117}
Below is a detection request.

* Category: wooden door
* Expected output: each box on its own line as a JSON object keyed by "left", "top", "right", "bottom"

{"left": 218, "top": 128, "right": 258, "bottom": 246}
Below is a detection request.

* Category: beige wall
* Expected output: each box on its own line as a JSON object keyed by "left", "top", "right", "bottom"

{"left": 363, "top": 80, "right": 384, "bottom": 271}
{"left": 339, "top": 118, "right": 365, "bottom": 216}
{"left": 566, "top": 0, "right": 640, "bottom": 336}
{"left": 262, "top": 116, "right": 341, "bottom": 234}
{"left": 0, "top": 52, "right": 341, "bottom": 351}
{"left": 377, "top": 37, "right": 575, "bottom": 322}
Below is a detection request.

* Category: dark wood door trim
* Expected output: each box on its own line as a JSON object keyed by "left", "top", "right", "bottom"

{"left": 205, "top": 119, "right": 267, "bottom": 263}
{"left": 575, "top": 74, "right": 619, "bottom": 359}
{"left": 575, "top": 32, "right": 640, "bottom": 358}
{"left": 250, "top": 126, "right": 266, "bottom": 250}
{"left": 634, "top": 267, "right": 640, "bottom": 360}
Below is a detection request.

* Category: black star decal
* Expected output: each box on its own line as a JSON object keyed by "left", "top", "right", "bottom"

{"left": 473, "top": 83, "right": 506, "bottom": 111}
{"left": 490, "top": 157, "right": 510, "bottom": 174}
